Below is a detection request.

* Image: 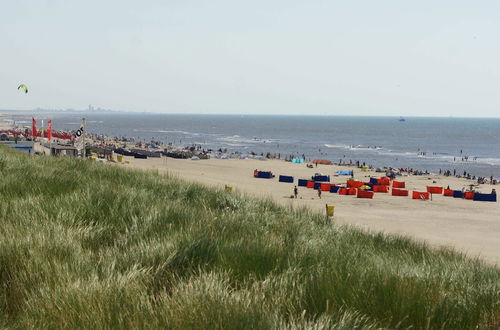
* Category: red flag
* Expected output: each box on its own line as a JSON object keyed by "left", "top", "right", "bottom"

{"left": 47, "top": 120, "right": 52, "bottom": 141}
{"left": 32, "top": 117, "right": 37, "bottom": 137}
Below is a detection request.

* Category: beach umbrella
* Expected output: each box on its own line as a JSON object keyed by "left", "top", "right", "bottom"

{"left": 17, "top": 84, "right": 28, "bottom": 94}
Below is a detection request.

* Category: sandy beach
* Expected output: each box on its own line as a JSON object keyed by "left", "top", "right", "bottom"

{"left": 122, "top": 156, "right": 500, "bottom": 265}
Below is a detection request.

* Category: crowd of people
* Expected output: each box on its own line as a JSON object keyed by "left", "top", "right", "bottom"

{"left": 70, "top": 132, "right": 500, "bottom": 186}
{"left": 438, "top": 169, "right": 497, "bottom": 185}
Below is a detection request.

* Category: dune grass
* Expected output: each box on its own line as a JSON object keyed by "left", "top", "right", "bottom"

{"left": 0, "top": 146, "right": 498, "bottom": 329}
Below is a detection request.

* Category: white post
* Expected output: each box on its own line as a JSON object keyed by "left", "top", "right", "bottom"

{"left": 81, "top": 118, "right": 86, "bottom": 158}
{"left": 74, "top": 117, "right": 86, "bottom": 157}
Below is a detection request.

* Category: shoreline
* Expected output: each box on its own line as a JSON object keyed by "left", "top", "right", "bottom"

{"left": 1, "top": 113, "right": 500, "bottom": 181}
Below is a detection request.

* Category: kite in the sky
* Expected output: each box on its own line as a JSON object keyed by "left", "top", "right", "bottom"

{"left": 18, "top": 84, "right": 28, "bottom": 94}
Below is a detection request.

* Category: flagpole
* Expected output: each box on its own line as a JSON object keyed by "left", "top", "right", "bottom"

{"left": 81, "top": 118, "right": 86, "bottom": 158}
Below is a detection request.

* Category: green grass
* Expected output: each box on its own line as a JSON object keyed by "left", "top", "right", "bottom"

{"left": 0, "top": 146, "right": 498, "bottom": 329}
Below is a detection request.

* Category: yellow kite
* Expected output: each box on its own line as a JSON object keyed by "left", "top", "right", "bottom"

{"left": 17, "top": 84, "right": 28, "bottom": 94}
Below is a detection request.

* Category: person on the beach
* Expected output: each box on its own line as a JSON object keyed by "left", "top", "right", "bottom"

{"left": 492, "top": 189, "right": 496, "bottom": 195}
{"left": 294, "top": 186, "right": 298, "bottom": 198}
{"left": 317, "top": 189, "right": 321, "bottom": 199}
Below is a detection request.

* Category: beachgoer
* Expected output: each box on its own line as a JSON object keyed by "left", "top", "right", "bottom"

{"left": 317, "top": 189, "right": 321, "bottom": 199}
{"left": 492, "top": 189, "right": 496, "bottom": 195}
{"left": 294, "top": 186, "right": 298, "bottom": 198}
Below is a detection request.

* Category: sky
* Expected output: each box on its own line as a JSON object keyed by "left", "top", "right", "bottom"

{"left": 1, "top": 1, "right": 500, "bottom": 116}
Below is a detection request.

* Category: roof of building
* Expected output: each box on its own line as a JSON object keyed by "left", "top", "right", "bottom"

{"left": 49, "top": 144, "right": 78, "bottom": 151}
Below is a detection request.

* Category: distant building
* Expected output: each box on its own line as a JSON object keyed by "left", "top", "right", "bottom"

{"left": 41, "top": 143, "right": 78, "bottom": 157}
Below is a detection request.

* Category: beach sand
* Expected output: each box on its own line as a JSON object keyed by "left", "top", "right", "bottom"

{"left": 123, "top": 156, "right": 500, "bottom": 265}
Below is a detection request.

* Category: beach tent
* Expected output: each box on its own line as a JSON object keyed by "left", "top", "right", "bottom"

{"left": 464, "top": 191, "right": 474, "bottom": 200}
{"left": 453, "top": 190, "right": 464, "bottom": 198}
{"left": 306, "top": 181, "right": 314, "bottom": 188}
{"left": 392, "top": 181, "right": 405, "bottom": 188}
{"left": 313, "top": 159, "right": 333, "bottom": 165}
{"left": 337, "top": 170, "right": 351, "bottom": 176}
{"left": 320, "top": 183, "right": 331, "bottom": 191}
{"left": 347, "top": 188, "right": 357, "bottom": 195}
{"left": 313, "top": 182, "right": 322, "bottom": 190}
{"left": 254, "top": 171, "right": 274, "bottom": 179}
{"left": 330, "top": 185, "right": 342, "bottom": 193}
{"left": 412, "top": 191, "right": 430, "bottom": 200}
{"left": 426, "top": 186, "right": 443, "bottom": 194}
{"left": 392, "top": 188, "right": 409, "bottom": 196}
{"left": 473, "top": 193, "right": 497, "bottom": 202}
{"left": 357, "top": 190, "right": 374, "bottom": 199}
{"left": 292, "top": 158, "right": 304, "bottom": 164}
{"left": 373, "top": 185, "right": 389, "bottom": 193}
{"left": 377, "top": 177, "right": 391, "bottom": 185}
{"left": 279, "top": 175, "right": 294, "bottom": 183}
{"left": 313, "top": 175, "right": 330, "bottom": 182}
{"left": 443, "top": 189, "right": 454, "bottom": 196}
{"left": 369, "top": 178, "right": 378, "bottom": 185}
{"left": 338, "top": 187, "right": 348, "bottom": 195}
{"left": 298, "top": 179, "right": 308, "bottom": 187}
{"left": 346, "top": 180, "right": 364, "bottom": 188}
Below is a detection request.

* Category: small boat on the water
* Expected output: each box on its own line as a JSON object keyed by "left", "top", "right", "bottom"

{"left": 399, "top": 116, "right": 406, "bottom": 122}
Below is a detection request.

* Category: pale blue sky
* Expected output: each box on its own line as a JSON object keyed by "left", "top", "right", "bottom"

{"left": 1, "top": 1, "right": 499, "bottom": 116}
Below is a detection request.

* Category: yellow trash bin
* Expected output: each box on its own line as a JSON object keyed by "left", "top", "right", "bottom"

{"left": 326, "top": 204, "right": 334, "bottom": 217}
{"left": 117, "top": 155, "right": 123, "bottom": 163}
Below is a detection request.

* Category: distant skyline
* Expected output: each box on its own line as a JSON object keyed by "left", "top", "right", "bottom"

{"left": 1, "top": 1, "right": 500, "bottom": 117}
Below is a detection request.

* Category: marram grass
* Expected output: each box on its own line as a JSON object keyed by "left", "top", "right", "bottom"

{"left": 0, "top": 146, "right": 498, "bottom": 329}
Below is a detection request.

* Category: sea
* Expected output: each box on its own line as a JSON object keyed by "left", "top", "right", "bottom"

{"left": 2, "top": 111, "right": 500, "bottom": 179}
